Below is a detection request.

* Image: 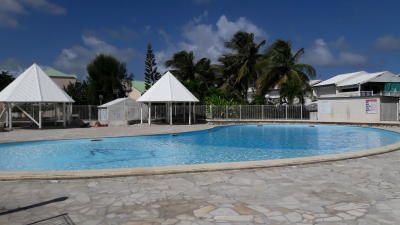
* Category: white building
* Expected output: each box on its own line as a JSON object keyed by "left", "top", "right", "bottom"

{"left": 314, "top": 71, "right": 400, "bottom": 123}
{"left": 137, "top": 71, "right": 199, "bottom": 125}
{"left": 98, "top": 97, "right": 148, "bottom": 126}
{"left": 313, "top": 71, "right": 400, "bottom": 98}
{"left": 0, "top": 64, "right": 74, "bottom": 128}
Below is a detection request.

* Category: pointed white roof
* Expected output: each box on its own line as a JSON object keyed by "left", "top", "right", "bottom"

{"left": 0, "top": 63, "right": 74, "bottom": 103}
{"left": 137, "top": 71, "right": 199, "bottom": 102}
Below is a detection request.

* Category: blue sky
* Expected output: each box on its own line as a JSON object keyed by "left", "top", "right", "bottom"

{"left": 1, "top": 0, "right": 400, "bottom": 80}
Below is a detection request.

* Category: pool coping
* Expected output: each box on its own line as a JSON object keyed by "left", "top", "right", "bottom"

{"left": 1, "top": 124, "right": 400, "bottom": 180}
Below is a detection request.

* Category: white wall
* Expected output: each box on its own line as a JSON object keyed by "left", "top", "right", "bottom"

{"left": 318, "top": 97, "right": 381, "bottom": 123}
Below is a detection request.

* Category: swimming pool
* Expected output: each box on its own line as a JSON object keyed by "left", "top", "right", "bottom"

{"left": 1, "top": 124, "right": 400, "bottom": 171}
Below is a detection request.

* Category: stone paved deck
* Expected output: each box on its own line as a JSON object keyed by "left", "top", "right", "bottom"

{"left": 0, "top": 125, "right": 400, "bottom": 224}
{"left": 0, "top": 151, "right": 399, "bottom": 224}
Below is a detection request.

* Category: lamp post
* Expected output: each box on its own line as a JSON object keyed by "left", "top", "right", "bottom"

{"left": 113, "top": 88, "right": 119, "bottom": 98}
{"left": 99, "top": 95, "right": 103, "bottom": 105}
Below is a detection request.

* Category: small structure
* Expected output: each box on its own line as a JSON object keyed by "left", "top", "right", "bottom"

{"left": 128, "top": 80, "right": 146, "bottom": 100}
{"left": 98, "top": 97, "right": 148, "bottom": 126}
{"left": 0, "top": 63, "right": 74, "bottom": 129}
{"left": 137, "top": 71, "right": 199, "bottom": 125}
{"left": 317, "top": 96, "right": 399, "bottom": 122}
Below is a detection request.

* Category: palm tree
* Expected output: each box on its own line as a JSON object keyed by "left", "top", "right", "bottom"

{"left": 219, "top": 31, "right": 266, "bottom": 101}
{"left": 255, "top": 39, "right": 316, "bottom": 104}
{"left": 165, "top": 51, "right": 196, "bottom": 81}
{"left": 165, "top": 51, "right": 216, "bottom": 101}
{"left": 279, "top": 75, "right": 311, "bottom": 104}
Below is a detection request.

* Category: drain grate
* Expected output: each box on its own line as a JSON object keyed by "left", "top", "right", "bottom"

{"left": 27, "top": 213, "right": 75, "bottom": 225}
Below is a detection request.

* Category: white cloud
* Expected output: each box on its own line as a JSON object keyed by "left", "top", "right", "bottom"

{"left": 54, "top": 35, "right": 136, "bottom": 78}
{"left": 0, "top": 0, "right": 25, "bottom": 14}
{"left": 155, "top": 15, "right": 267, "bottom": 72}
{"left": 0, "top": 58, "right": 27, "bottom": 75}
{"left": 303, "top": 38, "right": 367, "bottom": 67}
{"left": 216, "top": 16, "right": 266, "bottom": 41}
{"left": 192, "top": 10, "right": 208, "bottom": 24}
{"left": 23, "top": 0, "right": 66, "bottom": 15}
{"left": 0, "top": 13, "right": 19, "bottom": 28}
{"left": 375, "top": 35, "right": 400, "bottom": 50}
{"left": 0, "top": 0, "right": 66, "bottom": 28}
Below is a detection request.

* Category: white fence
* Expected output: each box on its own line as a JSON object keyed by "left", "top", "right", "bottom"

{"left": 72, "top": 105, "right": 98, "bottom": 121}
{"left": 71, "top": 104, "right": 312, "bottom": 122}
{"left": 206, "top": 105, "right": 311, "bottom": 120}
{"left": 3, "top": 102, "right": 400, "bottom": 126}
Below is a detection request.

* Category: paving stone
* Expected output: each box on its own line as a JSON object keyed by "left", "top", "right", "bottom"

{"left": 347, "top": 209, "right": 367, "bottom": 217}
{"left": 214, "top": 215, "right": 254, "bottom": 222}
{"left": 269, "top": 215, "right": 287, "bottom": 222}
{"left": 246, "top": 205, "right": 270, "bottom": 216}
{"left": 209, "top": 208, "right": 239, "bottom": 216}
{"left": 337, "top": 212, "right": 356, "bottom": 220}
{"left": 233, "top": 204, "right": 256, "bottom": 215}
{"left": 285, "top": 212, "right": 302, "bottom": 222}
{"left": 193, "top": 205, "right": 216, "bottom": 218}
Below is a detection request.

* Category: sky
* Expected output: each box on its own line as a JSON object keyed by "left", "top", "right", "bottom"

{"left": 1, "top": 0, "right": 400, "bottom": 81}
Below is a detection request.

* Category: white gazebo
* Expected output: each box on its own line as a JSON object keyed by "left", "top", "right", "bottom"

{"left": 0, "top": 63, "right": 74, "bottom": 129}
{"left": 137, "top": 71, "right": 199, "bottom": 125}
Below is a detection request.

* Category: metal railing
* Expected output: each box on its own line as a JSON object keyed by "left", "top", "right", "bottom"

{"left": 70, "top": 104, "right": 312, "bottom": 122}
{"left": 336, "top": 91, "right": 374, "bottom": 97}
{"left": 360, "top": 91, "right": 374, "bottom": 96}
{"left": 72, "top": 105, "right": 98, "bottom": 121}
{"left": 1, "top": 103, "right": 317, "bottom": 125}
{"left": 206, "top": 105, "right": 311, "bottom": 120}
{"left": 383, "top": 91, "right": 400, "bottom": 97}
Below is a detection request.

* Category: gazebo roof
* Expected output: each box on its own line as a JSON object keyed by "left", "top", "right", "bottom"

{"left": 0, "top": 63, "right": 74, "bottom": 103}
{"left": 137, "top": 71, "right": 199, "bottom": 103}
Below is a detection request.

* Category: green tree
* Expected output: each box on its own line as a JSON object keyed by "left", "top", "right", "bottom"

{"left": 255, "top": 39, "right": 316, "bottom": 103}
{"left": 165, "top": 51, "right": 216, "bottom": 101}
{"left": 219, "top": 31, "right": 266, "bottom": 101}
{"left": 279, "top": 76, "right": 310, "bottom": 104}
{"left": 64, "top": 81, "right": 89, "bottom": 105}
{"left": 87, "top": 54, "right": 133, "bottom": 104}
{"left": 0, "top": 71, "right": 14, "bottom": 91}
{"left": 144, "top": 43, "right": 161, "bottom": 90}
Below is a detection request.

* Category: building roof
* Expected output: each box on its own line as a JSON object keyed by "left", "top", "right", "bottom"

{"left": 98, "top": 97, "right": 130, "bottom": 108}
{"left": 44, "top": 67, "right": 77, "bottom": 79}
{"left": 315, "top": 71, "right": 400, "bottom": 88}
{"left": 0, "top": 63, "right": 74, "bottom": 103}
{"left": 314, "top": 71, "right": 367, "bottom": 87}
{"left": 137, "top": 71, "right": 199, "bottom": 103}
{"left": 367, "top": 71, "right": 400, "bottom": 83}
{"left": 132, "top": 80, "right": 145, "bottom": 93}
{"left": 309, "top": 80, "right": 322, "bottom": 86}
{"left": 336, "top": 71, "right": 382, "bottom": 87}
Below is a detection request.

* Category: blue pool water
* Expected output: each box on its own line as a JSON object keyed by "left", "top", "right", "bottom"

{"left": 1, "top": 124, "right": 400, "bottom": 171}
